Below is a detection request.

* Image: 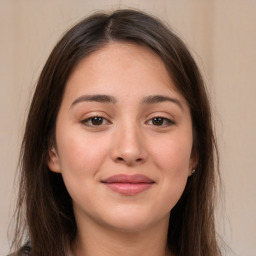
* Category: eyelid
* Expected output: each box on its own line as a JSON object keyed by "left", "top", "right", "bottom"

{"left": 82, "top": 117, "right": 109, "bottom": 125}
{"left": 80, "top": 111, "right": 112, "bottom": 121}
{"left": 80, "top": 114, "right": 112, "bottom": 127}
{"left": 145, "top": 114, "right": 176, "bottom": 127}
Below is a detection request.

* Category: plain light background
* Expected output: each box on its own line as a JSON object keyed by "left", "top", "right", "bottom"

{"left": 1, "top": 1, "right": 255, "bottom": 255}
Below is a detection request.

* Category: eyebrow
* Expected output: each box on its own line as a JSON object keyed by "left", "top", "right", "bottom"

{"left": 142, "top": 95, "right": 183, "bottom": 110}
{"left": 71, "top": 94, "right": 117, "bottom": 107}
{"left": 70, "top": 94, "right": 183, "bottom": 110}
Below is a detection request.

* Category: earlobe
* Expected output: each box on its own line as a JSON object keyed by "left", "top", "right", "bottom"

{"left": 47, "top": 147, "right": 61, "bottom": 173}
{"left": 189, "top": 151, "right": 198, "bottom": 176}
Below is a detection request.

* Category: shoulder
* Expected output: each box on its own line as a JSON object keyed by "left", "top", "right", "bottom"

{"left": 7, "top": 251, "right": 29, "bottom": 256}
{"left": 8, "top": 243, "right": 31, "bottom": 256}
{"left": 8, "top": 252, "right": 20, "bottom": 256}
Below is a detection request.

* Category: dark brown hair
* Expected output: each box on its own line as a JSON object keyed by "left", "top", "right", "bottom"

{"left": 12, "top": 9, "right": 221, "bottom": 256}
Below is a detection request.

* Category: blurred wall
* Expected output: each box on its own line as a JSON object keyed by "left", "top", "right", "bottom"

{"left": 0, "top": 1, "right": 255, "bottom": 255}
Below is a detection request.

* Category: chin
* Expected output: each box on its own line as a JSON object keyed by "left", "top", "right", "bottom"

{"left": 100, "top": 207, "right": 169, "bottom": 233}
{"left": 106, "top": 219, "right": 153, "bottom": 233}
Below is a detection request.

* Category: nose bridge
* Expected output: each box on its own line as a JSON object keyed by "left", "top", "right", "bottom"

{"left": 111, "top": 118, "right": 147, "bottom": 165}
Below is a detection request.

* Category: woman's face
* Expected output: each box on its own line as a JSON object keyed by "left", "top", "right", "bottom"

{"left": 48, "top": 42, "right": 196, "bottom": 232}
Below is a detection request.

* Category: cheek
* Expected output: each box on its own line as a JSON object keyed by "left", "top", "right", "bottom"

{"left": 56, "top": 131, "right": 111, "bottom": 205}
{"left": 56, "top": 129, "right": 110, "bottom": 177}
{"left": 149, "top": 135, "right": 192, "bottom": 209}
{"left": 151, "top": 135, "right": 193, "bottom": 173}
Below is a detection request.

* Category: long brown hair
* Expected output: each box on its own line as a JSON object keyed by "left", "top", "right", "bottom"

{"left": 12, "top": 9, "right": 221, "bottom": 256}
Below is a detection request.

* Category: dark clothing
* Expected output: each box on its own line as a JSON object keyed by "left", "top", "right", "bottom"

{"left": 8, "top": 243, "right": 31, "bottom": 256}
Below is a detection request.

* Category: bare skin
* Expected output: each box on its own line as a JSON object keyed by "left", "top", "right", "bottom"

{"left": 48, "top": 42, "right": 196, "bottom": 256}
{"left": 72, "top": 213, "right": 172, "bottom": 256}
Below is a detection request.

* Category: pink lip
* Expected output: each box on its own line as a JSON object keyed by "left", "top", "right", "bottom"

{"left": 101, "top": 174, "right": 155, "bottom": 195}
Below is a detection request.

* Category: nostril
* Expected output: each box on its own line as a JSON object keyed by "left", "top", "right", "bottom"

{"left": 115, "top": 156, "right": 143, "bottom": 164}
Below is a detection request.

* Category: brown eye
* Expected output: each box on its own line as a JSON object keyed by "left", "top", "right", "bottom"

{"left": 147, "top": 117, "right": 175, "bottom": 127}
{"left": 82, "top": 116, "right": 109, "bottom": 127}
{"left": 152, "top": 117, "right": 164, "bottom": 126}
{"left": 91, "top": 117, "right": 104, "bottom": 125}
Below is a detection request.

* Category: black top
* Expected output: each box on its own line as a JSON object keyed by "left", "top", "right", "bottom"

{"left": 9, "top": 243, "right": 31, "bottom": 256}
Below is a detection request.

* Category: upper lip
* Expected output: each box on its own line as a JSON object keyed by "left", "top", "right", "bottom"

{"left": 101, "top": 174, "right": 154, "bottom": 184}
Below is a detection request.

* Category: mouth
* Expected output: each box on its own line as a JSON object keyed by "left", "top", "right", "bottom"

{"left": 101, "top": 174, "right": 155, "bottom": 195}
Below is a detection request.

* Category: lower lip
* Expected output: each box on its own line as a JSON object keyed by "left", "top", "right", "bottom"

{"left": 103, "top": 183, "right": 153, "bottom": 195}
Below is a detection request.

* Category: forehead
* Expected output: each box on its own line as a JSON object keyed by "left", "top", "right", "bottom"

{"left": 64, "top": 42, "right": 182, "bottom": 102}
{"left": 74, "top": 42, "right": 166, "bottom": 71}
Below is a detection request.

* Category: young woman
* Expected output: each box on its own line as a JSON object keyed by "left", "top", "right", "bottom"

{"left": 11, "top": 9, "right": 221, "bottom": 256}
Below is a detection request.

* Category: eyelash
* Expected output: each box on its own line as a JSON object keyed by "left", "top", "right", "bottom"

{"left": 146, "top": 116, "right": 175, "bottom": 127}
{"left": 81, "top": 116, "right": 111, "bottom": 127}
{"left": 81, "top": 116, "right": 175, "bottom": 128}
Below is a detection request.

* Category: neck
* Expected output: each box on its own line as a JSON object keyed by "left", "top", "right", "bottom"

{"left": 72, "top": 214, "right": 172, "bottom": 256}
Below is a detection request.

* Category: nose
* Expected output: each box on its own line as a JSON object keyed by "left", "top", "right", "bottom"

{"left": 110, "top": 123, "right": 148, "bottom": 166}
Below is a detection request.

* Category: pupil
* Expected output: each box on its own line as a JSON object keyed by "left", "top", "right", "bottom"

{"left": 92, "top": 117, "right": 103, "bottom": 125}
{"left": 153, "top": 117, "right": 163, "bottom": 125}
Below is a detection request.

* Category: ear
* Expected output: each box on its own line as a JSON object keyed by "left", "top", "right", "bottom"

{"left": 47, "top": 147, "right": 61, "bottom": 173}
{"left": 188, "top": 150, "right": 198, "bottom": 176}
